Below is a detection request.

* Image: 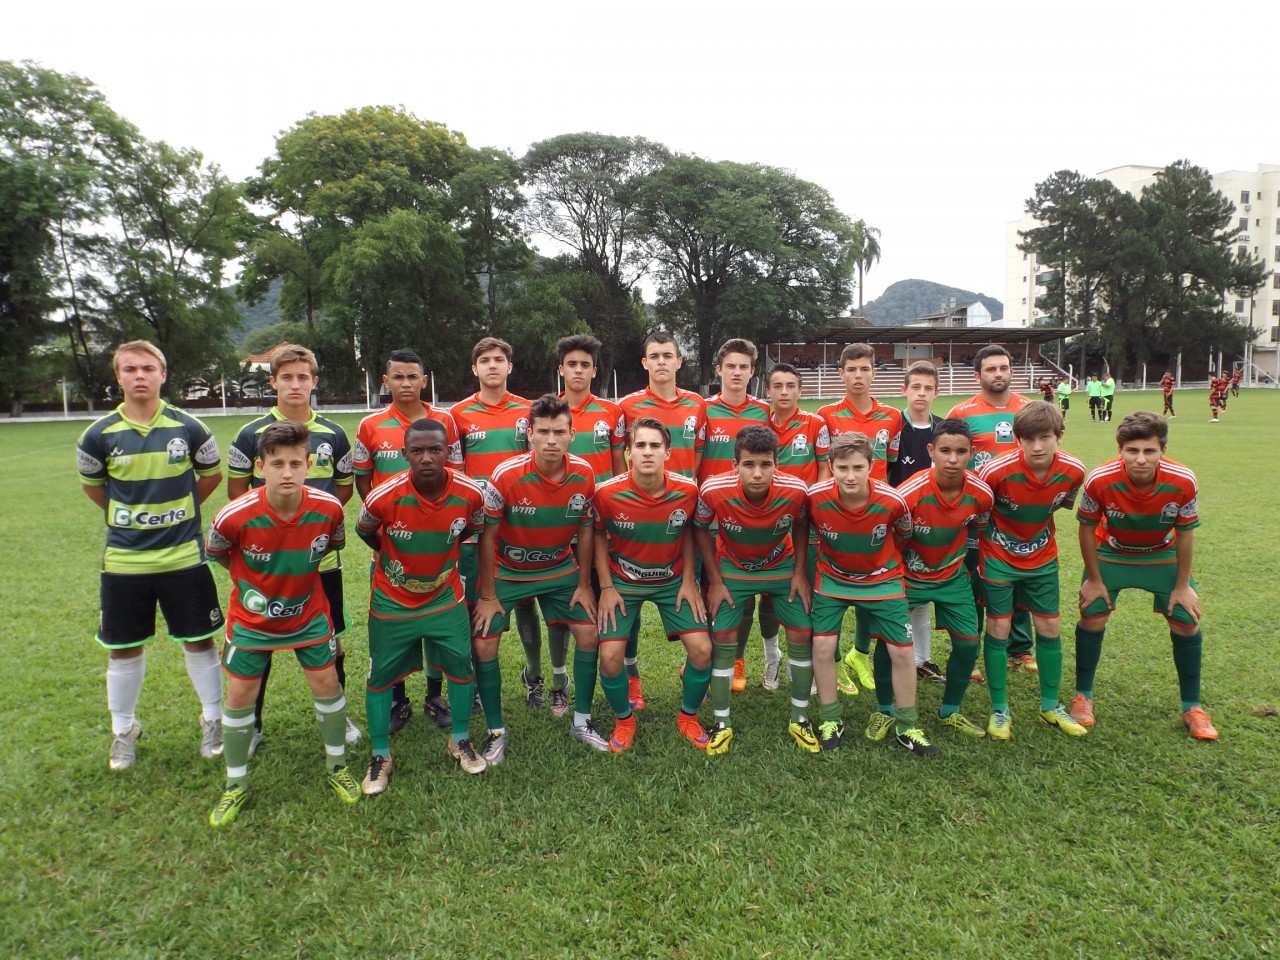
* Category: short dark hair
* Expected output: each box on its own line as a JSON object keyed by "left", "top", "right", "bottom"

{"left": 768, "top": 362, "right": 799, "bottom": 384}
{"left": 904, "top": 361, "right": 938, "bottom": 386}
{"left": 734, "top": 424, "right": 778, "bottom": 461}
{"left": 529, "top": 393, "right": 572, "bottom": 426}
{"left": 828, "top": 431, "right": 874, "bottom": 464}
{"left": 931, "top": 418, "right": 973, "bottom": 443}
{"left": 839, "top": 343, "right": 874, "bottom": 366}
{"left": 1013, "top": 400, "right": 1063, "bottom": 439}
{"left": 258, "top": 420, "right": 310, "bottom": 458}
{"left": 716, "top": 338, "right": 758, "bottom": 367}
{"left": 387, "top": 349, "right": 423, "bottom": 371}
{"left": 404, "top": 418, "right": 448, "bottom": 444}
{"left": 642, "top": 330, "right": 680, "bottom": 356}
{"left": 628, "top": 416, "right": 671, "bottom": 449}
{"left": 1115, "top": 411, "right": 1168, "bottom": 448}
{"left": 556, "top": 334, "right": 602, "bottom": 366}
{"left": 973, "top": 344, "right": 1011, "bottom": 372}
{"left": 471, "top": 337, "right": 512, "bottom": 364}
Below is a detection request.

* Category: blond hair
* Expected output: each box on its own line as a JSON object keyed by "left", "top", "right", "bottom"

{"left": 269, "top": 343, "right": 318, "bottom": 377}
{"left": 112, "top": 340, "right": 166, "bottom": 373}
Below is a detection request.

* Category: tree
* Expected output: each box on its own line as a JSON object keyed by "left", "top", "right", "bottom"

{"left": 851, "top": 219, "right": 881, "bottom": 313}
{"left": 449, "top": 145, "right": 529, "bottom": 332}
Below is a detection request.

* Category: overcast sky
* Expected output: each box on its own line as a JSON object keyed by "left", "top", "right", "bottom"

{"left": 7, "top": 0, "right": 1275, "bottom": 305}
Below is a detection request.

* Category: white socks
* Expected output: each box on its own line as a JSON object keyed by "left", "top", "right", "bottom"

{"left": 107, "top": 653, "right": 146, "bottom": 735}
{"left": 762, "top": 634, "right": 780, "bottom": 664}
{"left": 910, "top": 606, "right": 933, "bottom": 665}
{"left": 183, "top": 646, "right": 224, "bottom": 721}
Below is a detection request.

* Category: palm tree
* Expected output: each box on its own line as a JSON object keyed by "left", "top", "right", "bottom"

{"left": 852, "top": 219, "right": 881, "bottom": 313}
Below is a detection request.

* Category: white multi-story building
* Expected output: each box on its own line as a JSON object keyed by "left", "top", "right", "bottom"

{"left": 1005, "top": 163, "right": 1280, "bottom": 381}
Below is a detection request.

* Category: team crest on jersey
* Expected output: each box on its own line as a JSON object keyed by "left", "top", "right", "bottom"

{"left": 309, "top": 534, "right": 330, "bottom": 563}
{"left": 870, "top": 523, "right": 888, "bottom": 547}
{"left": 566, "top": 493, "right": 588, "bottom": 518}
{"left": 447, "top": 517, "right": 467, "bottom": 543}
{"left": 166, "top": 437, "right": 189, "bottom": 464}
{"left": 593, "top": 420, "right": 610, "bottom": 445}
{"left": 1160, "top": 501, "right": 1180, "bottom": 524}
{"left": 1051, "top": 492, "right": 1068, "bottom": 508}
{"left": 773, "top": 513, "right": 794, "bottom": 534}
{"left": 516, "top": 418, "right": 530, "bottom": 448}
{"left": 315, "top": 442, "right": 333, "bottom": 467}
{"left": 874, "top": 428, "right": 889, "bottom": 450}
{"left": 994, "top": 421, "right": 1014, "bottom": 443}
{"left": 683, "top": 416, "right": 698, "bottom": 439}
{"left": 791, "top": 434, "right": 808, "bottom": 453}
{"left": 666, "top": 508, "right": 688, "bottom": 534}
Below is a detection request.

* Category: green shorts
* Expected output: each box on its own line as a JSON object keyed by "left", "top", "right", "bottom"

{"left": 221, "top": 613, "right": 337, "bottom": 679}
{"left": 600, "top": 578, "right": 708, "bottom": 643}
{"left": 982, "top": 555, "right": 1060, "bottom": 618}
{"left": 811, "top": 590, "right": 909, "bottom": 646}
{"left": 905, "top": 571, "right": 980, "bottom": 641}
{"left": 478, "top": 570, "right": 593, "bottom": 639}
{"left": 366, "top": 603, "right": 473, "bottom": 691}
{"left": 458, "top": 540, "right": 479, "bottom": 605}
{"left": 711, "top": 572, "right": 812, "bottom": 634}
{"left": 1080, "top": 559, "right": 1199, "bottom": 627}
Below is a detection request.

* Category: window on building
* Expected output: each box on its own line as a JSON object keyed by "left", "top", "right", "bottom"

{"left": 1273, "top": 275, "right": 1280, "bottom": 290}
{"left": 1021, "top": 298, "right": 1027, "bottom": 305}
{"left": 1275, "top": 246, "right": 1280, "bottom": 261}
{"left": 1273, "top": 301, "right": 1280, "bottom": 317}
{"left": 1238, "top": 245, "right": 1248, "bottom": 259}
{"left": 1240, "top": 217, "right": 1249, "bottom": 230}
{"left": 1241, "top": 190, "right": 1251, "bottom": 204}
{"left": 1236, "top": 300, "right": 1246, "bottom": 313}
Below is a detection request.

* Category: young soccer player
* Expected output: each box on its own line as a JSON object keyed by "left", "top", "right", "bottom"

{"left": 206, "top": 421, "right": 357, "bottom": 827}
{"left": 227, "top": 343, "right": 359, "bottom": 755}
{"left": 817, "top": 343, "right": 904, "bottom": 695}
{"left": 977, "top": 401, "right": 1087, "bottom": 740}
{"left": 618, "top": 331, "right": 708, "bottom": 709}
{"left": 897, "top": 420, "right": 995, "bottom": 738}
{"left": 947, "top": 344, "right": 1034, "bottom": 674}
{"left": 1160, "top": 371, "right": 1176, "bottom": 418}
{"left": 1056, "top": 378, "right": 1072, "bottom": 421}
{"left": 1070, "top": 412, "right": 1218, "bottom": 740}
{"left": 694, "top": 425, "right": 813, "bottom": 753}
{"left": 808, "top": 433, "right": 935, "bottom": 755}
{"left": 354, "top": 349, "right": 463, "bottom": 733}
{"left": 700, "top": 339, "right": 771, "bottom": 691}
{"left": 77, "top": 340, "right": 225, "bottom": 771}
{"left": 357, "top": 420, "right": 488, "bottom": 790}
{"left": 1209, "top": 373, "right": 1226, "bottom": 422}
{"left": 450, "top": 338, "right": 548, "bottom": 707}
{"left": 1086, "top": 375, "right": 1103, "bottom": 422}
{"left": 1100, "top": 372, "right": 1116, "bottom": 423}
{"left": 593, "top": 418, "right": 712, "bottom": 753}
{"left": 472, "top": 395, "right": 607, "bottom": 759}
{"left": 1230, "top": 369, "right": 1242, "bottom": 398}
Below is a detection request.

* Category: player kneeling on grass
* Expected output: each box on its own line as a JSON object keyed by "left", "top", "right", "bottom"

{"left": 1070, "top": 412, "right": 1218, "bottom": 741}
{"left": 808, "top": 433, "right": 936, "bottom": 756}
{"left": 694, "top": 425, "right": 814, "bottom": 754}
{"left": 593, "top": 418, "right": 712, "bottom": 753}
{"left": 357, "top": 419, "right": 488, "bottom": 792}
{"left": 897, "top": 419, "right": 995, "bottom": 739}
{"left": 472, "top": 394, "right": 607, "bottom": 760}
{"left": 977, "top": 401, "right": 1087, "bottom": 741}
{"left": 206, "top": 421, "right": 356, "bottom": 827}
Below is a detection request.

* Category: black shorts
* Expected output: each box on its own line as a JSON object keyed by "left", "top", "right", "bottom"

{"left": 1060, "top": 398, "right": 1070, "bottom": 410}
{"left": 98, "top": 565, "right": 224, "bottom": 649}
{"left": 320, "top": 567, "right": 347, "bottom": 637}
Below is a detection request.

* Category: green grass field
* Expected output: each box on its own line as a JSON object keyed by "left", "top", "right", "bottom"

{"left": 2, "top": 390, "right": 1278, "bottom": 959}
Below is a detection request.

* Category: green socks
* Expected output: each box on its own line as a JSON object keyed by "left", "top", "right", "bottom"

{"left": 853, "top": 613, "right": 872, "bottom": 656}
{"left": 221, "top": 704, "right": 255, "bottom": 788}
{"left": 515, "top": 603, "right": 543, "bottom": 680}
{"left": 314, "top": 692, "right": 347, "bottom": 773}
{"left": 445, "top": 674, "right": 475, "bottom": 744}
{"left": 366, "top": 686, "right": 392, "bottom": 756}
{"left": 711, "top": 640, "right": 736, "bottom": 723}
{"left": 894, "top": 704, "right": 918, "bottom": 736}
{"left": 787, "top": 640, "right": 813, "bottom": 723}
{"left": 681, "top": 658, "right": 712, "bottom": 715}
{"left": 873, "top": 639, "right": 894, "bottom": 714}
{"left": 547, "top": 624, "right": 571, "bottom": 689}
{"left": 1036, "top": 633, "right": 1062, "bottom": 712}
{"left": 984, "top": 633, "right": 1010, "bottom": 713}
{"left": 1172, "top": 630, "right": 1203, "bottom": 711}
{"left": 734, "top": 595, "right": 756, "bottom": 658}
{"left": 475, "top": 657, "right": 503, "bottom": 730}
{"left": 573, "top": 648, "right": 598, "bottom": 716}
{"left": 941, "top": 635, "right": 980, "bottom": 713}
{"left": 1074, "top": 624, "right": 1105, "bottom": 699}
{"left": 599, "top": 668, "right": 632, "bottom": 720}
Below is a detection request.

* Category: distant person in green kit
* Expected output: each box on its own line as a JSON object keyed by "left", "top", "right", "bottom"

{"left": 1100, "top": 372, "right": 1116, "bottom": 422}
{"left": 1055, "top": 378, "right": 1072, "bottom": 421}
{"left": 1086, "top": 375, "right": 1102, "bottom": 421}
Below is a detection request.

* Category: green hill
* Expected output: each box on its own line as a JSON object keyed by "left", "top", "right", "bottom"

{"left": 231, "top": 277, "right": 283, "bottom": 348}
{"left": 862, "top": 280, "right": 1003, "bottom": 326}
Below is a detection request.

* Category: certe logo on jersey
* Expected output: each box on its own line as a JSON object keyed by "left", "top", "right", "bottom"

{"left": 994, "top": 421, "right": 1014, "bottom": 443}
{"left": 166, "top": 437, "right": 189, "bottom": 464}
{"left": 112, "top": 506, "right": 188, "bottom": 528}
{"left": 241, "top": 588, "right": 304, "bottom": 619}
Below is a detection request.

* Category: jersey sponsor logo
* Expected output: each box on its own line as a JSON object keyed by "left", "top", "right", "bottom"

{"left": 166, "top": 437, "right": 189, "bottom": 464}
{"left": 593, "top": 420, "right": 610, "bottom": 445}
{"left": 740, "top": 541, "right": 787, "bottom": 572}
{"left": 227, "top": 445, "right": 252, "bottom": 471}
{"left": 709, "top": 427, "right": 732, "bottom": 443}
{"left": 913, "top": 522, "right": 932, "bottom": 535}
{"left": 512, "top": 497, "right": 537, "bottom": 516}
{"left": 447, "top": 517, "right": 467, "bottom": 544}
{"left": 309, "top": 534, "right": 330, "bottom": 563}
{"left": 388, "top": 520, "right": 413, "bottom": 541}
{"left": 991, "top": 527, "right": 1051, "bottom": 556}
{"left": 993, "top": 421, "right": 1014, "bottom": 443}
{"left": 504, "top": 545, "right": 562, "bottom": 565}
{"left": 77, "top": 449, "right": 104, "bottom": 474}
{"left": 817, "top": 425, "right": 830, "bottom": 447}
{"left": 1106, "top": 535, "right": 1170, "bottom": 554}
{"left": 720, "top": 518, "right": 743, "bottom": 534}
{"left": 383, "top": 559, "right": 450, "bottom": 594}
{"left": 112, "top": 506, "right": 189, "bottom": 528}
{"left": 998, "top": 495, "right": 1019, "bottom": 512}
{"left": 241, "top": 588, "right": 305, "bottom": 619}
{"left": 618, "top": 557, "right": 674, "bottom": 582}
{"left": 903, "top": 548, "right": 926, "bottom": 573}
{"left": 1079, "top": 491, "right": 1098, "bottom": 514}
{"left": 772, "top": 513, "right": 794, "bottom": 535}
{"left": 353, "top": 439, "right": 370, "bottom": 462}
{"left": 973, "top": 450, "right": 994, "bottom": 468}
{"left": 357, "top": 508, "right": 377, "bottom": 531}
{"left": 1160, "top": 501, "right": 1180, "bottom": 524}
{"left": 244, "top": 543, "right": 273, "bottom": 563}
{"left": 614, "top": 510, "right": 635, "bottom": 530}
{"left": 683, "top": 416, "right": 698, "bottom": 439}
{"left": 870, "top": 523, "right": 888, "bottom": 547}
{"left": 1179, "top": 498, "right": 1197, "bottom": 519}
{"left": 336, "top": 451, "right": 353, "bottom": 473}
{"left": 315, "top": 442, "right": 333, "bottom": 467}
{"left": 1104, "top": 507, "right": 1125, "bottom": 520}
{"left": 374, "top": 446, "right": 401, "bottom": 460}
{"left": 666, "top": 508, "right": 688, "bottom": 534}
{"left": 566, "top": 493, "right": 587, "bottom": 518}
{"left": 207, "top": 528, "right": 232, "bottom": 551}
{"left": 465, "top": 425, "right": 486, "bottom": 443}
{"left": 483, "top": 484, "right": 504, "bottom": 512}
{"left": 195, "top": 436, "right": 219, "bottom": 466}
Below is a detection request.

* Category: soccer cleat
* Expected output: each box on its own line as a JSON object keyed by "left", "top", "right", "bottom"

{"left": 548, "top": 686, "right": 571, "bottom": 718}
{"left": 1069, "top": 692, "right": 1096, "bottom": 728}
{"left": 988, "top": 710, "right": 1012, "bottom": 740}
{"left": 895, "top": 727, "right": 940, "bottom": 756}
{"left": 569, "top": 720, "right": 610, "bottom": 752}
{"left": 481, "top": 729, "right": 509, "bottom": 765}
{"left": 864, "top": 711, "right": 895, "bottom": 742}
{"left": 788, "top": 719, "right": 820, "bottom": 754}
{"left": 939, "top": 712, "right": 987, "bottom": 738}
{"left": 361, "top": 755, "right": 393, "bottom": 795}
{"left": 326, "top": 765, "right": 361, "bottom": 805}
{"left": 423, "top": 694, "right": 452, "bottom": 729}
{"left": 836, "top": 659, "right": 860, "bottom": 696}
{"left": 247, "top": 727, "right": 264, "bottom": 760}
{"left": 1009, "top": 653, "right": 1039, "bottom": 674}
{"left": 344, "top": 718, "right": 363, "bottom": 746}
{"left": 916, "top": 660, "right": 945, "bottom": 684}
{"left": 388, "top": 699, "right": 413, "bottom": 735}
{"left": 447, "top": 737, "right": 487, "bottom": 774}
{"left": 1182, "top": 707, "right": 1219, "bottom": 741}
{"left": 762, "top": 658, "right": 781, "bottom": 692}
{"left": 705, "top": 722, "right": 734, "bottom": 756}
{"left": 628, "top": 675, "right": 646, "bottom": 711}
{"left": 108, "top": 722, "right": 142, "bottom": 771}
{"left": 1040, "top": 704, "right": 1089, "bottom": 736}
{"left": 521, "top": 670, "right": 546, "bottom": 709}
{"left": 208, "top": 785, "right": 247, "bottom": 828}
{"left": 846, "top": 649, "right": 876, "bottom": 690}
{"left": 199, "top": 716, "right": 224, "bottom": 758}
{"left": 609, "top": 715, "right": 637, "bottom": 753}
{"left": 677, "top": 711, "right": 709, "bottom": 749}
{"left": 1209, "top": 418, "right": 1218, "bottom": 423}
{"left": 970, "top": 665, "right": 986, "bottom": 684}
{"left": 818, "top": 720, "right": 844, "bottom": 751}
{"left": 731, "top": 658, "right": 747, "bottom": 693}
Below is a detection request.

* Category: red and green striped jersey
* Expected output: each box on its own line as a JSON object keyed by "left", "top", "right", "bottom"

{"left": 978, "top": 449, "right": 1085, "bottom": 571}
{"left": 694, "top": 472, "right": 808, "bottom": 575}
{"left": 619, "top": 386, "right": 706, "bottom": 479}
{"left": 593, "top": 471, "right": 699, "bottom": 586}
{"left": 484, "top": 452, "right": 596, "bottom": 581}
{"left": 816, "top": 396, "right": 903, "bottom": 482}
{"left": 1077, "top": 457, "right": 1199, "bottom": 565}
{"left": 698, "top": 393, "right": 771, "bottom": 483}
{"left": 207, "top": 486, "right": 346, "bottom": 643}
{"left": 353, "top": 403, "right": 462, "bottom": 489}
{"left": 357, "top": 470, "right": 485, "bottom": 616}
{"left": 564, "top": 392, "right": 625, "bottom": 482}
{"left": 896, "top": 470, "right": 994, "bottom": 582}
{"left": 808, "top": 479, "right": 912, "bottom": 591}
{"left": 1161, "top": 375, "right": 1174, "bottom": 396}
{"left": 770, "top": 408, "right": 830, "bottom": 486}
{"left": 450, "top": 391, "right": 531, "bottom": 485}
{"left": 945, "top": 393, "right": 1029, "bottom": 470}
{"left": 77, "top": 402, "right": 221, "bottom": 575}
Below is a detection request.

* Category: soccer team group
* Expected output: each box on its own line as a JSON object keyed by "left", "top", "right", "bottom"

{"left": 77, "top": 333, "right": 1219, "bottom": 829}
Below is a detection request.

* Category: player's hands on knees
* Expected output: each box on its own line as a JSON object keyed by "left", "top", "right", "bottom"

{"left": 789, "top": 573, "right": 812, "bottom": 613}
{"left": 472, "top": 596, "right": 505, "bottom": 636}
{"left": 570, "top": 585, "right": 598, "bottom": 621}
{"left": 1168, "top": 585, "right": 1201, "bottom": 624}
{"left": 705, "top": 581, "right": 732, "bottom": 619}
{"left": 677, "top": 579, "right": 707, "bottom": 623}
{"left": 1078, "top": 577, "right": 1112, "bottom": 613}
{"left": 598, "top": 586, "right": 625, "bottom": 633}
